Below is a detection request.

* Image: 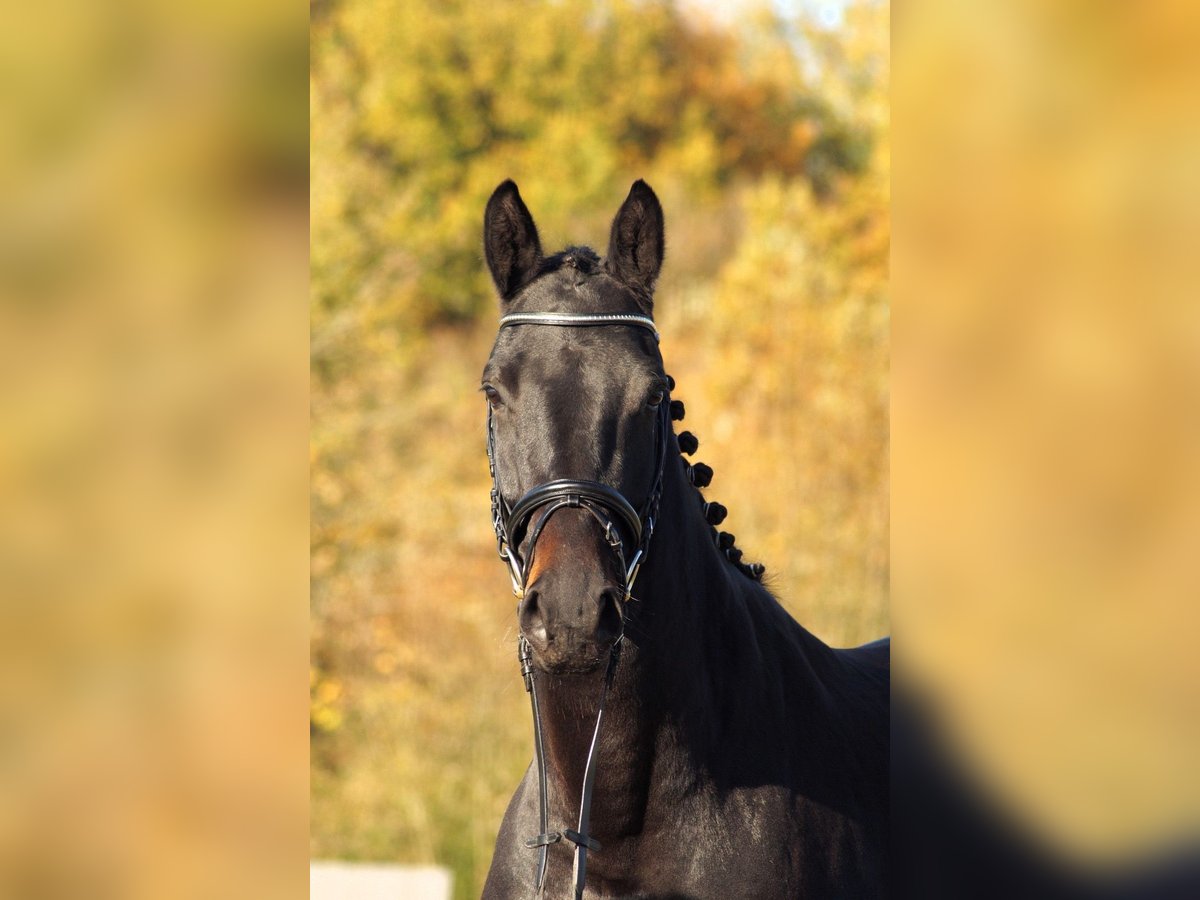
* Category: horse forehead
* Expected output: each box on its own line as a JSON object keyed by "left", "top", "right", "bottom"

{"left": 510, "top": 257, "right": 638, "bottom": 314}
{"left": 522, "top": 341, "right": 640, "bottom": 408}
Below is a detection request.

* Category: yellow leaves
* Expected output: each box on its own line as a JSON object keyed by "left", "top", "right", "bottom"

{"left": 310, "top": 544, "right": 337, "bottom": 579}
{"left": 311, "top": 0, "right": 876, "bottom": 332}
{"left": 310, "top": 669, "right": 344, "bottom": 734}
{"left": 311, "top": 470, "right": 344, "bottom": 507}
{"left": 311, "top": 706, "right": 342, "bottom": 734}
{"left": 314, "top": 678, "right": 341, "bottom": 705}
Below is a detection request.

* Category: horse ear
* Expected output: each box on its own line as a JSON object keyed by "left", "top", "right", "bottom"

{"left": 484, "top": 180, "right": 543, "bottom": 300}
{"left": 605, "top": 180, "right": 664, "bottom": 301}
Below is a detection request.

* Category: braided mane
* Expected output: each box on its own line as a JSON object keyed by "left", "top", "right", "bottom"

{"left": 665, "top": 373, "right": 766, "bottom": 583}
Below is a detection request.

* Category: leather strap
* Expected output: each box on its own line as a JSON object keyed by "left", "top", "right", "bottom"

{"left": 499, "top": 312, "right": 659, "bottom": 341}
{"left": 508, "top": 480, "right": 643, "bottom": 552}
{"left": 516, "top": 638, "right": 620, "bottom": 898}
{"left": 567, "top": 644, "right": 620, "bottom": 899}
{"left": 518, "top": 636, "right": 553, "bottom": 892}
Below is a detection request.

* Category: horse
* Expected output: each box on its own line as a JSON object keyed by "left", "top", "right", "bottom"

{"left": 478, "top": 180, "right": 889, "bottom": 899}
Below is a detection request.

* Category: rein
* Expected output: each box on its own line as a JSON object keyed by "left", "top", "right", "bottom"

{"left": 486, "top": 312, "right": 668, "bottom": 899}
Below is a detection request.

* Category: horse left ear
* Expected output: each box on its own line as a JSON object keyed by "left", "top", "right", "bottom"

{"left": 605, "top": 180, "right": 664, "bottom": 303}
{"left": 484, "top": 180, "right": 543, "bottom": 301}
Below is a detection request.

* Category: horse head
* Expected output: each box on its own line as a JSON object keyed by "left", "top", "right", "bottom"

{"left": 481, "top": 179, "right": 667, "bottom": 676}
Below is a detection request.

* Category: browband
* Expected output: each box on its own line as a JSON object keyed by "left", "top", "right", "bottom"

{"left": 499, "top": 312, "right": 659, "bottom": 341}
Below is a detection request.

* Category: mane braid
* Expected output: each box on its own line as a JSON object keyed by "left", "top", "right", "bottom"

{"left": 666, "top": 372, "right": 766, "bottom": 583}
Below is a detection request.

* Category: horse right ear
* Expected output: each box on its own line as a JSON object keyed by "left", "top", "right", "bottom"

{"left": 605, "top": 179, "right": 664, "bottom": 302}
{"left": 484, "top": 180, "right": 543, "bottom": 301}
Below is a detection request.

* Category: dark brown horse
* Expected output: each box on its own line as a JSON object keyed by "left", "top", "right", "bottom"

{"left": 479, "top": 180, "right": 889, "bottom": 899}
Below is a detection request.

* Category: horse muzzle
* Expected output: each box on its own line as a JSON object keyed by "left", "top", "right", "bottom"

{"left": 515, "top": 506, "right": 627, "bottom": 673}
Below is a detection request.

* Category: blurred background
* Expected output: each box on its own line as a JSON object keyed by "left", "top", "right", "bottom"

{"left": 5, "top": 0, "right": 1197, "bottom": 897}
{"left": 0, "top": 0, "right": 309, "bottom": 898}
{"left": 310, "top": 0, "right": 888, "bottom": 895}
{"left": 893, "top": 1, "right": 1200, "bottom": 893}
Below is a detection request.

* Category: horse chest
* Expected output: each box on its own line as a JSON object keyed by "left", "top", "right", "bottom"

{"left": 489, "top": 778, "right": 872, "bottom": 899}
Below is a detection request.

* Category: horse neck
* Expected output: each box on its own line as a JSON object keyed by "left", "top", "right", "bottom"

{"left": 635, "top": 449, "right": 751, "bottom": 674}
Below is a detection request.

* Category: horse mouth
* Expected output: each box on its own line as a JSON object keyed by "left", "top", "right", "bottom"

{"left": 523, "top": 634, "right": 614, "bottom": 676}
{"left": 540, "top": 657, "right": 607, "bottom": 676}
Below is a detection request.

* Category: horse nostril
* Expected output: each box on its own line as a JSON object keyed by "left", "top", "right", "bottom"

{"left": 595, "top": 589, "right": 623, "bottom": 645}
{"left": 520, "top": 589, "right": 547, "bottom": 643}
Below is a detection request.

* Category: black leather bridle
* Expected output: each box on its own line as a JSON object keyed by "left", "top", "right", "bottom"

{"left": 485, "top": 311, "right": 669, "bottom": 899}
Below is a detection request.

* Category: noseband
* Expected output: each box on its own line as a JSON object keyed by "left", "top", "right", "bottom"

{"left": 485, "top": 311, "right": 668, "bottom": 899}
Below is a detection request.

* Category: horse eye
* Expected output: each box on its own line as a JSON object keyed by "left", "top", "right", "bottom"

{"left": 482, "top": 385, "right": 503, "bottom": 408}
{"left": 646, "top": 389, "right": 665, "bottom": 410}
